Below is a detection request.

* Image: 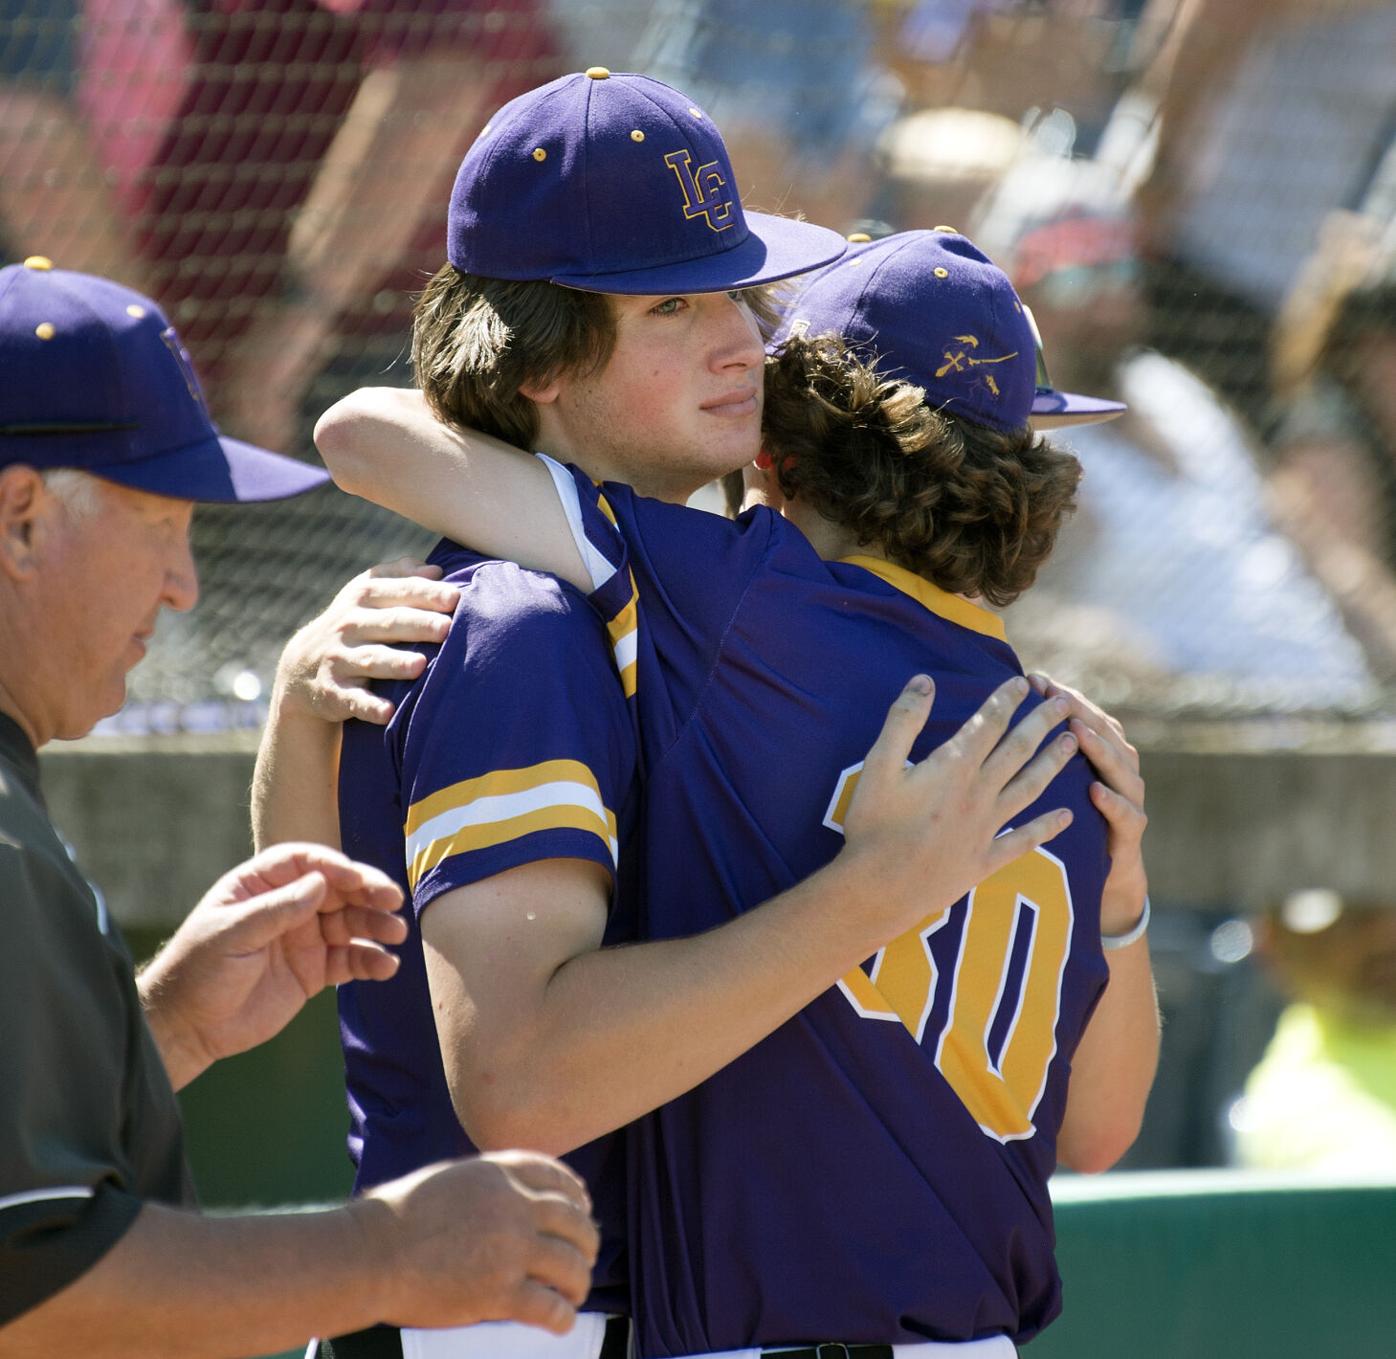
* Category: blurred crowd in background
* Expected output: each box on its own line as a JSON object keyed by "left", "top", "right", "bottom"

{"left": 3, "top": 0, "right": 1395, "bottom": 1174}
{"left": 2, "top": 0, "right": 1392, "bottom": 721}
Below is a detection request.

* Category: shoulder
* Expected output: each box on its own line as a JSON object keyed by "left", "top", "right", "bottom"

{"left": 427, "top": 544, "right": 607, "bottom": 648}
{"left": 403, "top": 554, "right": 626, "bottom": 723}
{"left": 0, "top": 800, "right": 105, "bottom": 1001}
{"left": 0, "top": 775, "right": 70, "bottom": 904}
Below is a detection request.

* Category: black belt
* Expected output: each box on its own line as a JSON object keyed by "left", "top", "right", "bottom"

{"left": 601, "top": 1316, "right": 630, "bottom": 1359}
{"left": 764, "top": 1349, "right": 894, "bottom": 1359}
{"left": 318, "top": 1315, "right": 629, "bottom": 1359}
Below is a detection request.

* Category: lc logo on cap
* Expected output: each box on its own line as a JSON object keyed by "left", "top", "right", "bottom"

{"left": 664, "top": 149, "right": 734, "bottom": 234}
{"left": 446, "top": 70, "right": 844, "bottom": 295}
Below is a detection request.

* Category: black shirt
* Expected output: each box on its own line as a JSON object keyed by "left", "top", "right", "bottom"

{"left": 0, "top": 713, "right": 192, "bottom": 1325}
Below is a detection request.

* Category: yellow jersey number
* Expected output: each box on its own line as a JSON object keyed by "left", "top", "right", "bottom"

{"left": 824, "top": 761, "right": 1075, "bottom": 1142}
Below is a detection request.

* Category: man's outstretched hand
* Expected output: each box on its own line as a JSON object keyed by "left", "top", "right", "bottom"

{"left": 138, "top": 843, "right": 408, "bottom": 1090}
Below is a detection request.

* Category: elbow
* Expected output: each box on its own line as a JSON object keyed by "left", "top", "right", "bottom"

{"left": 1057, "top": 1110, "right": 1145, "bottom": 1175}
{"left": 312, "top": 401, "right": 362, "bottom": 495}
{"left": 1060, "top": 1143, "right": 1125, "bottom": 1176}
{"left": 446, "top": 1068, "right": 585, "bottom": 1160}
{"left": 313, "top": 390, "right": 392, "bottom": 496}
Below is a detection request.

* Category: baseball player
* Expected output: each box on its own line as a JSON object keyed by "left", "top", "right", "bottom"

{"left": 254, "top": 75, "right": 1091, "bottom": 1359}
{"left": 307, "top": 230, "right": 1160, "bottom": 1356}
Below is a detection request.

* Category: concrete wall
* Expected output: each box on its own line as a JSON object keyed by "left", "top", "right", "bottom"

{"left": 38, "top": 725, "right": 1396, "bottom": 927}
{"left": 41, "top": 733, "right": 261, "bottom": 929}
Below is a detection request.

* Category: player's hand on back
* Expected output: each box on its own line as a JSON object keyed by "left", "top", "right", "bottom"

{"left": 274, "top": 557, "right": 460, "bottom": 725}
{"left": 842, "top": 674, "right": 1078, "bottom": 930}
{"left": 1028, "top": 672, "right": 1148, "bottom": 934}
{"left": 354, "top": 1151, "right": 601, "bottom": 1333}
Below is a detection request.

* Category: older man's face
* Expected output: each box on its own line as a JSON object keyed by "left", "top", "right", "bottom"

{"left": 38, "top": 478, "right": 198, "bottom": 740}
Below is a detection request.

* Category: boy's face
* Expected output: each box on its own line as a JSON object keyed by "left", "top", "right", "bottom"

{"left": 534, "top": 290, "right": 765, "bottom": 503}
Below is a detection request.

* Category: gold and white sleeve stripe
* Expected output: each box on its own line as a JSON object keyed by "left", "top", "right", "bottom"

{"left": 403, "top": 759, "right": 619, "bottom": 893}
{"left": 538, "top": 452, "right": 638, "bottom": 698}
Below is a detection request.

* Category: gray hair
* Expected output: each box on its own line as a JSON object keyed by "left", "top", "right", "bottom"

{"left": 41, "top": 467, "right": 104, "bottom": 519}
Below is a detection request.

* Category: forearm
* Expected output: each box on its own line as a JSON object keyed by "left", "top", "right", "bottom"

{"left": 1056, "top": 891, "right": 1160, "bottom": 1173}
{"left": 451, "top": 851, "right": 906, "bottom": 1155}
{"left": 0, "top": 1201, "right": 382, "bottom": 1357}
{"left": 315, "top": 389, "right": 587, "bottom": 586}
{"left": 251, "top": 687, "right": 344, "bottom": 852}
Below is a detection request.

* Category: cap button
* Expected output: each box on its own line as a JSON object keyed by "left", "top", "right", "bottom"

{"left": 846, "top": 232, "right": 872, "bottom": 243}
{"left": 932, "top": 225, "right": 958, "bottom": 234}
{"left": 23, "top": 255, "right": 54, "bottom": 271}
{"left": 585, "top": 66, "right": 610, "bottom": 80}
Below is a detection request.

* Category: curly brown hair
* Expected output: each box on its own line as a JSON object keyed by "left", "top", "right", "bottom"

{"left": 761, "top": 334, "right": 1081, "bottom": 607}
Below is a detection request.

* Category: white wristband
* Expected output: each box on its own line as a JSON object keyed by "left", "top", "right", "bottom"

{"left": 1101, "top": 895, "right": 1150, "bottom": 951}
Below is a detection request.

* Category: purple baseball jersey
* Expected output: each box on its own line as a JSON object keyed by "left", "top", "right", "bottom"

{"left": 336, "top": 544, "right": 638, "bottom": 1315}
{"left": 541, "top": 457, "right": 1111, "bottom": 1355}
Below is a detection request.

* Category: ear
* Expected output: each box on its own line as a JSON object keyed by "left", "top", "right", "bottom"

{"left": 517, "top": 373, "right": 563, "bottom": 406}
{"left": 0, "top": 465, "right": 48, "bottom": 582}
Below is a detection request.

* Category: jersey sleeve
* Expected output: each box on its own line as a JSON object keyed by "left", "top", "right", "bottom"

{"left": 395, "top": 558, "right": 635, "bottom": 915}
{"left": 538, "top": 455, "right": 778, "bottom": 747}
{"left": 0, "top": 844, "right": 143, "bottom": 1325}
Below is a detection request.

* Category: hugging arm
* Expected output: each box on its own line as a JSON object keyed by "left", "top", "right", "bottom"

{"left": 315, "top": 388, "right": 590, "bottom": 588}
{"left": 1039, "top": 677, "right": 1161, "bottom": 1173}
{"left": 421, "top": 676, "right": 1084, "bottom": 1157}
{"left": 252, "top": 559, "right": 459, "bottom": 852}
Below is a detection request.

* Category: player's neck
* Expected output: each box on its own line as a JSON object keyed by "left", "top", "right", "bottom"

{"left": 780, "top": 501, "right": 885, "bottom": 566}
{"left": 779, "top": 501, "right": 989, "bottom": 610}
{"left": 531, "top": 411, "right": 698, "bottom": 505}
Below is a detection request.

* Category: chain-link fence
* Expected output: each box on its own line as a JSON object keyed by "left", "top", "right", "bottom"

{"left": 3, "top": 0, "right": 1394, "bottom": 729}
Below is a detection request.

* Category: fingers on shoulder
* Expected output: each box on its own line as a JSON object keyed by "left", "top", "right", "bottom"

{"left": 1090, "top": 778, "right": 1148, "bottom": 831}
{"left": 989, "top": 808, "right": 1073, "bottom": 869}
{"left": 366, "top": 556, "right": 441, "bottom": 580}
{"left": 863, "top": 675, "right": 935, "bottom": 774}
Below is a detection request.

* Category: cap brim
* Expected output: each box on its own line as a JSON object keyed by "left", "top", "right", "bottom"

{"left": 1029, "top": 388, "right": 1126, "bottom": 430}
{"left": 550, "top": 212, "right": 848, "bottom": 295}
{"left": 94, "top": 433, "right": 330, "bottom": 503}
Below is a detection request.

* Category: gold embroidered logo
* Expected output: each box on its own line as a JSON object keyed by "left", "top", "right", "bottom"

{"left": 935, "top": 334, "right": 1018, "bottom": 399}
{"left": 664, "top": 149, "right": 735, "bottom": 233}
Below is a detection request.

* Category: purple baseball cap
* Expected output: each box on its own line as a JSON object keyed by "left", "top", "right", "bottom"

{"left": 447, "top": 68, "right": 848, "bottom": 294}
{"left": 0, "top": 259, "right": 329, "bottom": 502}
{"left": 775, "top": 229, "right": 1125, "bottom": 431}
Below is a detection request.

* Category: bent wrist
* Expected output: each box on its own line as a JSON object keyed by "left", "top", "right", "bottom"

{"left": 1101, "top": 894, "right": 1151, "bottom": 951}
{"left": 341, "top": 1195, "right": 399, "bottom": 1325}
{"left": 268, "top": 663, "right": 339, "bottom": 730}
{"left": 136, "top": 960, "right": 214, "bottom": 1090}
{"left": 1100, "top": 868, "right": 1149, "bottom": 933}
{"left": 825, "top": 844, "right": 935, "bottom": 951}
